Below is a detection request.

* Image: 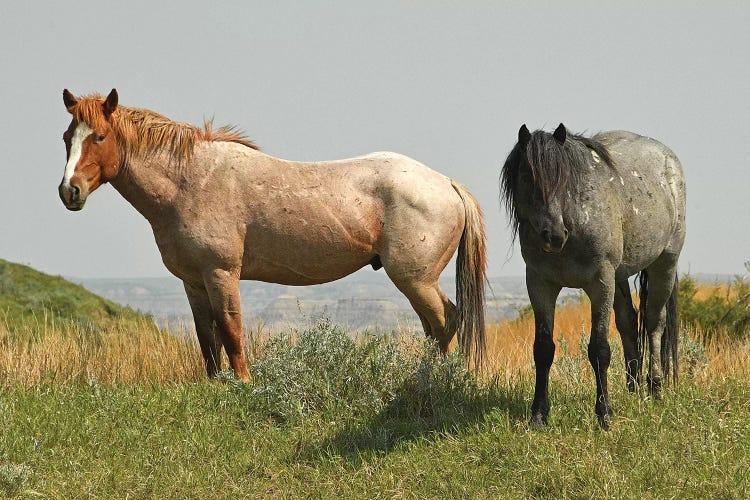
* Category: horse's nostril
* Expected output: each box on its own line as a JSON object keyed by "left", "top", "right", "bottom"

{"left": 541, "top": 229, "right": 552, "bottom": 243}
{"left": 71, "top": 185, "right": 80, "bottom": 201}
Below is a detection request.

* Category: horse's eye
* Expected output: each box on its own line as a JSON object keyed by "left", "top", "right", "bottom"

{"left": 96, "top": 134, "right": 106, "bottom": 142}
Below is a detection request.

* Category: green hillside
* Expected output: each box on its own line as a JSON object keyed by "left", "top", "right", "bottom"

{"left": 0, "top": 258, "right": 152, "bottom": 331}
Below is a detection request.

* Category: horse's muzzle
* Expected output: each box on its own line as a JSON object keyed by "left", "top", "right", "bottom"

{"left": 541, "top": 228, "right": 568, "bottom": 253}
{"left": 542, "top": 242, "right": 564, "bottom": 254}
{"left": 59, "top": 182, "right": 85, "bottom": 211}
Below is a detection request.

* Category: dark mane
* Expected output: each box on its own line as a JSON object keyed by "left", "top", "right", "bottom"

{"left": 500, "top": 127, "right": 614, "bottom": 241}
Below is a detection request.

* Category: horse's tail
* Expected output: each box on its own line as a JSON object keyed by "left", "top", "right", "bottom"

{"left": 664, "top": 275, "right": 679, "bottom": 384}
{"left": 637, "top": 271, "right": 679, "bottom": 384}
{"left": 451, "top": 180, "right": 487, "bottom": 371}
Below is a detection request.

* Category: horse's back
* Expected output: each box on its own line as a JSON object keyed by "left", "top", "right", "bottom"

{"left": 364, "top": 152, "right": 460, "bottom": 208}
{"left": 595, "top": 131, "right": 683, "bottom": 169}
{"left": 594, "top": 130, "right": 685, "bottom": 213}
{"left": 595, "top": 130, "right": 686, "bottom": 275}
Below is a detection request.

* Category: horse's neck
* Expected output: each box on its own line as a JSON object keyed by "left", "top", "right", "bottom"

{"left": 110, "top": 151, "right": 182, "bottom": 224}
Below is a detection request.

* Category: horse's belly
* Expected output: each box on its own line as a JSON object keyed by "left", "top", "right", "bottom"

{"left": 240, "top": 249, "right": 374, "bottom": 285}
{"left": 240, "top": 224, "right": 377, "bottom": 285}
{"left": 616, "top": 211, "right": 679, "bottom": 279}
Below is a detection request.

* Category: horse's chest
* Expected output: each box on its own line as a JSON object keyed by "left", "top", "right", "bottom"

{"left": 150, "top": 221, "right": 240, "bottom": 284}
{"left": 149, "top": 225, "right": 193, "bottom": 280}
{"left": 520, "top": 236, "right": 603, "bottom": 288}
{"left": 525, "top": 256, "right": 596, "bottom": 288}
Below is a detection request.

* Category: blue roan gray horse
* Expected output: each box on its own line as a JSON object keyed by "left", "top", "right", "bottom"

{"left": 501, "top": 124, "right": 686, "bottom": 429}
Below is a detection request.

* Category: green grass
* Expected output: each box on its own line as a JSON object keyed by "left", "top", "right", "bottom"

{"left": 0, "top": 258, "right": 152, "bottom": 335}
{"left": 1, "top": 322, "right": 748, "bottom": 498}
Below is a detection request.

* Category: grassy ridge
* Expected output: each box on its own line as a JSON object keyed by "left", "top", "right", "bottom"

{"left": 0, "top": 258, "right": 151, "bottom": 333}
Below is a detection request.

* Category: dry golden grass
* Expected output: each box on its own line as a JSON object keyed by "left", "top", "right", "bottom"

{"left": 2, "top": 291, "right": 748, "bottom": 386}
{"left": 483, "top": 299, "right": 750, "bottom": 382}
{"left": 687, "top": 327, "right": 750, "bottom": 381}
{"left": 0, "top": 319, "right": 203, "bottom": 385}
{"left": 694, "top": 282, "right": 734, "bottom": 301}
{"left": 0, "top": 314, "right": 288, "bottom": 386}
{"left": 484, "top": 300, "right": 605, "bottom": 380}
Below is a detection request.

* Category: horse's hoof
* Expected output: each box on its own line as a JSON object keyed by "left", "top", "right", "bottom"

{"left": 595, "top": 402, "right": 613, "bottom": 430}
{"left": 597, "top": 413, "right": 611, "bottom": 431}
{"left": 530, "top": 414, "right": 547, "bottom": 430}
{"left": 647, "top": 375, "right": 663, "bottom": 400}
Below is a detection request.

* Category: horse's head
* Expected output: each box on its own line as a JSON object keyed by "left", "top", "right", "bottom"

{"left": 501, "top": 123, "right": 571, "bottom": 253}
{"left": 58, "top": 89, "right": 120, "bottom": 211}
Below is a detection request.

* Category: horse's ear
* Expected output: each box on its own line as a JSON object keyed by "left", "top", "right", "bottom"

{"left": 518, "top": 124, "right": 531, "bottom": 145}
{"left": 553, "top": 123, "right": 567, "bottom": 144}
{"left": 63, "top": 89, "right": 78, "bottom": 113}
{"left": 102, "top": 88, "right": 118, "bottom": 119}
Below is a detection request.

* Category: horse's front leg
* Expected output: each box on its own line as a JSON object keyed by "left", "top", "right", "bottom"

{"left": 527, "top": 269, "right": 562, "bottom": 428}
{"left": 203, "top": 268, "right": 250, "bottom": 382}
{"left": 184, "top": 281, "right": 222, "bottom": 377}
{"left": 584, "top": 267, "right": 616, "bottom": 429}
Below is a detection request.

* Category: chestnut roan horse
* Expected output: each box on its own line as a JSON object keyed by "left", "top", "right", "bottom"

{"left": 501, "top": 124, "right": 686, "bottom": 429}
{"left": 58, "top": 89, "right": 487, "bottom": 380}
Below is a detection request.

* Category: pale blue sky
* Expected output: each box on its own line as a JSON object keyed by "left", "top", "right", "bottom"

{"left": 1, "top": 2, "right": 748, "bottom": 279}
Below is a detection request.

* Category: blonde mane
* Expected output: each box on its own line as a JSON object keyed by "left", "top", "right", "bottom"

{"left": 70, "top": 94, "right": 259, "bottom": 162}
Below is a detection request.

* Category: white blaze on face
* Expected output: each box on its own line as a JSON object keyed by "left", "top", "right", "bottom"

{"left": 62, "top": 122, "right": 93, "bottom": 186}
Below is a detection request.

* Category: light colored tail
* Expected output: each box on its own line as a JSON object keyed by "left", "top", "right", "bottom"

{"left": 451, "top": 181, "right": 487, "bottom": 370}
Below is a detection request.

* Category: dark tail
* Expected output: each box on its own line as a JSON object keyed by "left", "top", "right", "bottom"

{"left": 664, "top": 276, "right": 679, "bottom": 384}
{"left": 451, "top": 180, "right": 487, "bottom": 371}
{"left": 638, "top": 271, "right": 679, "bottom": 384}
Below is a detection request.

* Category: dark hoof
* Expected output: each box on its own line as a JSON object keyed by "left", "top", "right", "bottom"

{"left": 597, "top": 413, "right": 611, "bottom": 431}
{"left": 530, "top": 413, "right": 547, "bottom": 430}
{"left": 595, "top": 402, "right": 613, "bottom": 430}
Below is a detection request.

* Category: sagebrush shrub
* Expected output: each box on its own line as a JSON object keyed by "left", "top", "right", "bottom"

{"left": 0, "top": 462, "right": 31, "bottom": 497}
{"left": 229, "top": 320, "right": 484, "bottom": 424}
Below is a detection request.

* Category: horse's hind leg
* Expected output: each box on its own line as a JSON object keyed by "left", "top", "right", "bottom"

{"left": 613, "top": 280, "right": 641, "bottom": 392}
{"left": 415, "top": 311, "right": 434, "bottom": 340}
{"left": 643, "top": 254, "right": 679, "bottom": 398}
{"left": 184, "top": 282, "right": 222, "bottom": 377}
{"left": 388, "top": 276, "right": 457, "bottom": 354}
{"left": 202, "top": 268, "right": 250, "bottom": 382}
